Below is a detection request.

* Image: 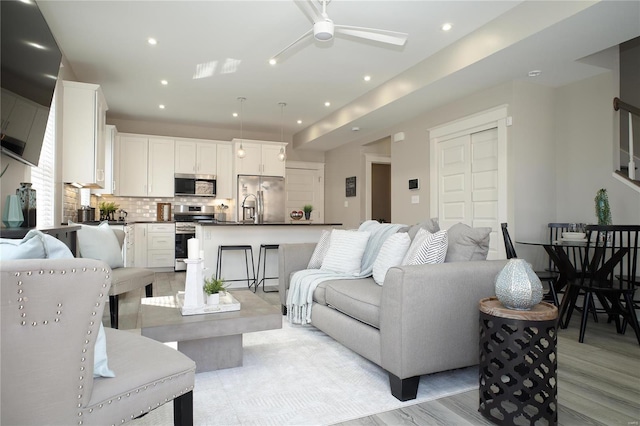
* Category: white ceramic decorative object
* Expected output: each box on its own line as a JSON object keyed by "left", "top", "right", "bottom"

{"left": 207, "top": 293, "right": 220, "bottom": 306}
{"left": 495, "top": 259, "right": 542, "bottom": 310}
{"left": 182, "top": 258, "right": 206, "bottom": 314}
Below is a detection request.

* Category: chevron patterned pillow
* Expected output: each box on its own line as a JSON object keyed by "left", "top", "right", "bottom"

{"left": 403, "top": 228, "right": 448, "bottom": 265}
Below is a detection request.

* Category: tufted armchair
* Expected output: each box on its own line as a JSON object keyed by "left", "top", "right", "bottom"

{"left": 1, "top": 258, "right": 195, "bottom": 425}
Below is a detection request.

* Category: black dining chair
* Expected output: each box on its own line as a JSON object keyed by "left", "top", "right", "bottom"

{"left": 500, "top": 223, "right": 560, "bottom": 305}
{"left": 562, "top": 225, "right": 640, "bottom": 345}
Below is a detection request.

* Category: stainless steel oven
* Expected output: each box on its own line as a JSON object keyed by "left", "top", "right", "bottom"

{"left": 174, "top": 205, "right": 216, "bottom": 271}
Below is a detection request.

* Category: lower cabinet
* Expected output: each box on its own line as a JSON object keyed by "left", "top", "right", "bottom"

{"left": 133, "top": 223, "right": 175, "bottom": 269}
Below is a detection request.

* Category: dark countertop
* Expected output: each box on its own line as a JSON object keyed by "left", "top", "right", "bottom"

{"left": 1, "top": 224, "right": 81, "bottom": 239}
{"left": 65, "top": 220, "right": 175, "bottom": 226}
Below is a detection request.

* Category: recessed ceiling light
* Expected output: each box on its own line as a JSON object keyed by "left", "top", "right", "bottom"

{"left": 363, "top": 75, "right": 371, "bottom": 82}
{"left": 26, "top": 41, "right": 46, "bottom": 50}
{"left": 441, "top": 23, "right": 452, "bottom": 31}
{"left": 297, "top": 120, "right": 302, "bottom": 124}
{"left": 233, "top": 112, "right": 238, "bottom": 117}
{"left": 352, "top": 127, "right": 360, "bottom": 132}
{"left": 147, "top": 38, "right": 158, "bottom": 45}
{"left": 324, "top": 101, "right": 331, "bottom": 107}
{"left": 528, "top": 70, "right": 542, "bottom": 77}
{"left": 269, "top": 58, "right": 277, "bottom": 65}
{"left": 159, "top": 104, "right": 165, "bottom": 109}
{"left": 160, "top": 80, "right": 168, "bottom": 85}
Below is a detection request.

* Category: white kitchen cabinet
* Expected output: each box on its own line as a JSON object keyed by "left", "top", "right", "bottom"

{"left": 124, "top": 223, "right": 134, "bottom": 267}
{"left": 133, "top": 223, "right": 175, "bottom": 269}
{"left": 175, "top": 139, "right": 218, "bottom": 175}
{"left": 61, "top": 81, "right": 108, "bottom": 187}
{"left": 92, "top": 125, "right": 117, "bottom": 195}
{"left": 216, "top": 143, "right": 233, "bottom": 199}
{"left": 118, "top": 133, "right": 174, "bottom": 197}
{"left": 232, "top": 139, "right": 286, "bottom": 177}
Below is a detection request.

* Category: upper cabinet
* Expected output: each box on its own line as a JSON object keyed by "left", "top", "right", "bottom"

{"left": 175, "top": 139, "right": 218, "bottom": 175}
{"left": 1, "top": 89, "right": 49, "bottom": 163}
{"left": 118, "top": 133, "right": 174, "bottom": 197}
{"left": 216, "top": 142, "right": 233, "bottom": 199}
{"left": 92, "top": 125, "right": 117, "bottom": 195}
{"left": 61, "top": 81, "right": 108, "bottom": 187}
{"left": 232, "top": 139, "right": 286, "bottom": 177}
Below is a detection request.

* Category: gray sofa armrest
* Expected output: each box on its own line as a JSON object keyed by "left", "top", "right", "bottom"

{"left": 278, "top": 243, "right": 317, "bottom": 307}
{"left": 379, "top": 259, "right": 508, "bottom": 380}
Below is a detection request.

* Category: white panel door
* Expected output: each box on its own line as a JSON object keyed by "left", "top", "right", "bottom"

{"left": 437, "top": 135, "right": 471, "bottom": 231}
{"left": 436, "top": 128, "right": 501, "bottom": 259}
{"left": 471, "top": 128, "right": 500, "bottom": 259}
{"left": 285, "top": 167, "right": 324, "bottom": 223}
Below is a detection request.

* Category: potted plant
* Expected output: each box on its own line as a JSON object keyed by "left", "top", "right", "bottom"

{"left": 303, "top": 204, "right": 313, "bottom": 220}
{"left": 99, "top": 201, "right": 119, "bottom": 221}
{"left": 203, "top": 275, "right": 227, "bottom": 305}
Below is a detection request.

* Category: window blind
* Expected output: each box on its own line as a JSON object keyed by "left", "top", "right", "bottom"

{"left": 31, "top": 94, "right": 56, "bottom": 228}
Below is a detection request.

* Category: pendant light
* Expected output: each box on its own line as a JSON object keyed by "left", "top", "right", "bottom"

{"left": 278, "top": 102, "right": 286, "bottom": 162}
{"left": 237, "top": 97, "right": 246, "bottom": 159}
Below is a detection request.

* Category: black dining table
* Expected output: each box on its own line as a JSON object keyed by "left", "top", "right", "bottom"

{"left": 517, "top": 238, "right": 629, "bottom": 329}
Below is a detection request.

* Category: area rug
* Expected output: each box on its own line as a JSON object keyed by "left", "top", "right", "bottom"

{"left": 133, "top": 318, "right": 477, "bottom": 425}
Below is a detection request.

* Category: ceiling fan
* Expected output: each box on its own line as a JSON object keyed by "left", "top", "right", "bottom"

{"left": 269, "top": 0, "right": 408, "bottom": 64}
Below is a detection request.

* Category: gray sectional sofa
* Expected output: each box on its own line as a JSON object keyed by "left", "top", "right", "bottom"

{"left": 278, "top": 223, "right": 508, "bottom": 401}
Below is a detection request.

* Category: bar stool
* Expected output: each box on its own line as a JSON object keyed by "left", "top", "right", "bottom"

{"left": 216, "top": 245, "right": 255, "bottom": 289}
{"left": 254, "top": 244, "right": 279, "bottom": 293}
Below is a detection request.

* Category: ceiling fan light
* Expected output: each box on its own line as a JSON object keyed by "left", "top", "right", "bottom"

{"left": 314, "top": 20, "right": 334, "bottom": 41}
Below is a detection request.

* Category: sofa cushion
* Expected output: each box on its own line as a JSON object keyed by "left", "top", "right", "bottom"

{"left": 445, "top": 223, "right": 491, "bottom": 262}
{"left": 307, "top": 229, "right": 331, "bottom": 269}
{"left": 372, "top": 232, "right": 410, "bottom": 285}
{"left": 407, "top": 218, "right": 440, "bottom": 240}
{"left": 73, "top": 221, "right": 124, "bottom": 268}
{"left": 321, "top": 229, "right": 370, "bottom": 275}
{"left": 323, "top": 278, "right": 382, "bottom": 328}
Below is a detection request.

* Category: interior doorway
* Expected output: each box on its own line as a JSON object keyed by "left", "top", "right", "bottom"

{"left": 365, "top": 154, "right": 391, "bottom": 222}
{"left": 371, "top": 163, "right": 391, "bottom": 222}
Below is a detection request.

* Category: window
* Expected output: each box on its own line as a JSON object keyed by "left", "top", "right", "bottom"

{"left": 31, "top": 93, "right": 56, "bottom": 228}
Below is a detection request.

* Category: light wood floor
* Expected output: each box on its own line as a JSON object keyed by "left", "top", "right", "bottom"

{"left": 111, "top": 272, "right": 640, "bottom": 426}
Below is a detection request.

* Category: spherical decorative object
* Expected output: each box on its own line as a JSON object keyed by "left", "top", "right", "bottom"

{"left": 290, "top": 210, "right": 303, "bottom": 220}
{"left": 495, "top": 259, "right": 543, "bottom": 310}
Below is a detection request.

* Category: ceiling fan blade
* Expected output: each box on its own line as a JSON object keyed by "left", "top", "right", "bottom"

{"left": 269, "top": 28, "right": 314, "bottom": 64}
{"left": 295, "top": 0, "right": 323, "bottom": 23}
{"left": 335, "top": 25, "right": 408, "bottom": 46}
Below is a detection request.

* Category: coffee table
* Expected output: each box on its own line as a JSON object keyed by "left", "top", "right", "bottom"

{"left": 141, "top": 290, "right": 282, "bottom": 373}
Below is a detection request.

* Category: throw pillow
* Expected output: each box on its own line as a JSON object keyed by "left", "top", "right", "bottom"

{"left": 407, "top": 218, "right": 440, "bottom": 240}
{"left": 372, "top": 232, "right": 411, "bottom": 285}
{"left": 0, "top": 230, "right": 73, "bottom": 260}
{"left": 445, "top": 223, "right": 491, "bottom": 262}
{"left": 321, "top": 229, "right": 371, "bottom": 275}
{"left": 307, "top": 230, "right": 331, "bottom": 269}
{"left": 72, "top": 220, "right": 124, "bottom": 269}
{"left": 407, "top": 229, "right": 448, "bottom": 265}
{"left": 93, "top": 323, "right": 115, "bottom": 378}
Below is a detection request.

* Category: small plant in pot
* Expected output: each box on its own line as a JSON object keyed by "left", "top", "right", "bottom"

{"left": 203, "top": 276, "right": 228, "bottom": 305}
{"left": 303, "top": 204, "right": 313, "bottom": 220}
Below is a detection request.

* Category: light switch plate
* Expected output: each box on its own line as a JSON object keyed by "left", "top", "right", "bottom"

{"left": 411, "top": 195, "right": 420, "bottom": 204}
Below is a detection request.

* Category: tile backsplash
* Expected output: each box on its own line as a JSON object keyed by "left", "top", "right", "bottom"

{"left": 63, "top": 185, "right": 234, "bottom": 222}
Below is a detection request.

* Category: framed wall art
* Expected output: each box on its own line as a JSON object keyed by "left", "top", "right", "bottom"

{"left": 346, "top": 176, "right": 356, "bottom": 197}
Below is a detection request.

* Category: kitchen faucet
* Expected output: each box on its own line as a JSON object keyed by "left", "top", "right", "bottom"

{"left": 241, "top": 194, "right": 259, "bottom": 223}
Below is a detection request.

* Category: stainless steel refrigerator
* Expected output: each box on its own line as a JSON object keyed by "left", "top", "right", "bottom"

{"left": 237, "top": 175, "right": 285, "bottom": 223}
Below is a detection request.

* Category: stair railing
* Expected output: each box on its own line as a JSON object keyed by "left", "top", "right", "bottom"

{"left": 614, "top": 97, "right": 639, "bottom": 180}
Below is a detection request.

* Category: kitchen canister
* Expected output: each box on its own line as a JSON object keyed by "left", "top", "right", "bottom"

{"left": 17, "top": 182, "right": 36, "bottom": 228}
{"left": 2, "top": 194, "right": 24, "bottom": 228}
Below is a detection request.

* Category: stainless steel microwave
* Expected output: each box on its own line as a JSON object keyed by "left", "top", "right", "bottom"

{"left": 174, "top": 174, "right": 216, "bottom": 197}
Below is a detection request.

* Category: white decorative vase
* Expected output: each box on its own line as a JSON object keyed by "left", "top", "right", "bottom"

{"left": 207, "top": 293, "right": 220, "bottom": 306}
{"left": 495, "top": 259, "right": 542, "bottom": 310}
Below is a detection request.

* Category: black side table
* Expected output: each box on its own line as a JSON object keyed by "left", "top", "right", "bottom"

{"left": 479, "top": 297, "right": 558, "bottom": 425}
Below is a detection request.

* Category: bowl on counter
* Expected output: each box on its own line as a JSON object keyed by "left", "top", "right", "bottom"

{"left": 562, "top": 232, "right": 586, "bottom": 240}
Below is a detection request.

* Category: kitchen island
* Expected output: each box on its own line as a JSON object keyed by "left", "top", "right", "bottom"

{"left": 195, "top": 222, "right": 341, "bottom": 288}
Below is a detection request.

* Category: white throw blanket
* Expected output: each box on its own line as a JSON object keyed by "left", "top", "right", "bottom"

{"left": 287, "top": 221, "right": 405, "bottom": 325}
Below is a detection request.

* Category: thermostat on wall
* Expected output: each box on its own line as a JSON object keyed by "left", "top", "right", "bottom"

{"left": 408, "top": 179, "right": 419, "bottom": 190}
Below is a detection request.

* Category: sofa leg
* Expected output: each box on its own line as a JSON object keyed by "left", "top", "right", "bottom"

{"left": 109, "top": 295, "right": 119, "bottom": 329}
{"left": 388, "top": 373, "right": 419, "bottom": 401}
{"left": 173, "top": 390, "right": 193, "bottom": 426}
{"left": 145, "top": 283, "right": 153, "bottom": 298}
{"left": 281, "top": 304, "right": 287, "bottom": 316}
